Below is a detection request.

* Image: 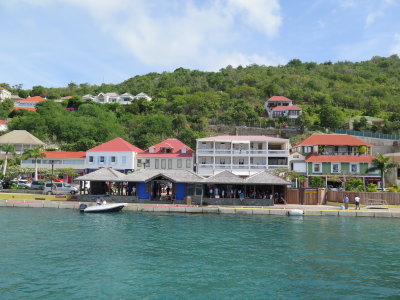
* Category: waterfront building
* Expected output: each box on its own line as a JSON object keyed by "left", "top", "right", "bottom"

{"left": 136, "top": 138, "right": 194, "bottom": 171}
{"left": 264, "top": 96, "right": 302, "bottom": 119}
{"left": 84, "top": 137, "right": 142, "bottom": 174}
{"left": 195, "top": 135, "right": 290, "bottom": 177}
{"left": 292, "top": 133, "right": 380, "bottom": 187}
{"left": 21, "top": 151, "right": 86, "bottom": 182}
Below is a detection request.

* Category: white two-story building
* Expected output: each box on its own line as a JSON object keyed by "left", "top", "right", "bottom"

{"left": 196, "top": 135, "right": 290, "bottom": 177}
{"left": 0, "top": 87, "right": 12, "bottom": 101}
{"left": 84, "top": 138, "right": 142, "bottom": 174}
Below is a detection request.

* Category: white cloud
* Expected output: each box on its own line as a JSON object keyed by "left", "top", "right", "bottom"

{"left": 365, "top": 11, "right": 384, "bottom": 27}
{"left": 14, "top": 0, "right": 283, "bottom": 70}
{"left": 390, "top": 33, "right": 400, "bottom": 55}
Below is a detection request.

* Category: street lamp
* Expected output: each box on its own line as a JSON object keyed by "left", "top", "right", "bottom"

{"left": 50, "top": 160, "right": 54, "bottom": 193}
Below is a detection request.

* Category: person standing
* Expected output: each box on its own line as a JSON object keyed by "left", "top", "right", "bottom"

{"left": 343, "top": 195, "right": 349, "bottom": 210}
{"left": 355, "top": 196, "right": 360, "bottom": 210}
{"left": 131, "top": 185, "right": 136, "bottom": 196}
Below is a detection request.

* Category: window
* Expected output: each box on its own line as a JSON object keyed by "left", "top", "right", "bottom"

{"left": 186, "top": 159, "right": 191, "bottom": 168}
{"left": 100, "top": 156, "right": 105, "bottom": 163}
{"left": 145, "top": 159, "right": 150, "bottom": 167}
{"left": 168, "top": 159, "right": 172, "bottom": 169}
{"left": 161, "top": 159, "right": 166, "bottom": 169}
{"left": 89, "top": 156, "right": 94, "bottom": 163}
{"left": 220, "top": 158, "right": 225, "bottom": 165}
{"left": 111, "top": 156, "right": 116, "bottom": 163}
{"left": 201, "top": 158, "right": 206, "bottom": 165}
{"left": 350, "top": 163, "right": 359, "bottom": 173}
{"left": 258, "top": 143, "right": 263, "bottom": 150}
{"left": 331, "top": 163, "right": 341, "bottom": 173}
{"left": 177, "top": 159, "right": 182, "bottom": 168}
{"left": 155, "top": 159, "right": 159, "bottom": 169}
{"left": 239, "top": 158, "right": 244, "bottom": 165}
{"left": 313, "top": 163, "right": 322, "bottom": 173}
{"left": 202, "top": 142, "right": 207, "bottom": 149}
{"left": 137, "top": 159, "right": 142, "bottom": 167}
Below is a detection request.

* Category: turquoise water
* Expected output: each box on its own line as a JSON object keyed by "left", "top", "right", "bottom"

{"left": 1, "top": 208, "right": 399, "bottom": 299}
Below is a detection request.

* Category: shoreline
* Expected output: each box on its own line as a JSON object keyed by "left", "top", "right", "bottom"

{"left": 1, "top": 199, "right": 400, "bottom": 218}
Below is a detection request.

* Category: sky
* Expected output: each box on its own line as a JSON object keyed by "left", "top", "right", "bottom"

{"left": 1, "top": 0, "right": 400, "bottom": 89}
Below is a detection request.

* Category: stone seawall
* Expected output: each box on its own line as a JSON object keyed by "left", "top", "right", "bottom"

{"left": 1, "top": 199, "right": 400, "bottom": 218}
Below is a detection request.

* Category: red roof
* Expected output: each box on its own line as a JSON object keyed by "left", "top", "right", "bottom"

{"left": 306, "top": 153, "right": 374, "bottom": 163}
{"left": 0, "top": 120, "right": 8, "bottom": 125}
{"left": 138, "top": 138, "right": 194, "bottom": 157}
{"left": 268, "top": 96, "right": 292, "bottom": 102}
{"left": 41, "top": 151, "right": 86, "bottom": 159}
{"left": 295, "top": 134, "right": 372, "bottom": 147}
{"left": 13, "top": 107, "right": 37, "bottom": 111}
{"left": 20, "top": 96, "right": 46, "bottom": 102}
{"left": 272, "top": 105, "right": 302, "bottom": 111}
{"left": 0, "top": 87, "right": 5, "bottom": 90}
{"left": 88, "top": 137, "right": 142, "bottom": 152}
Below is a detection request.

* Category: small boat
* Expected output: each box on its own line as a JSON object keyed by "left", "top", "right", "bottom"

{"left": 288, "top": 209, "right": 304, "bottom": 216}
{"left": 79, "top": 203, "right": 127, "bottom": 213}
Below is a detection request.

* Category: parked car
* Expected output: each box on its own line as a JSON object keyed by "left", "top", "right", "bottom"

{"left": 43, "top": 182, "right": 78, "bottom": 195}
{"left": 17, "top": 180, "right": 32, "bottom": 189}
{"left": 31, "top": 181, "right": 45, "bottom": 190}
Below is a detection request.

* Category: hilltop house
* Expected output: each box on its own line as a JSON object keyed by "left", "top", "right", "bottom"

{"left": 84, "top": 137, "right": 142, "bottom": 173}
{"left": 136, "top": 138, "right": 194, "bottom": 171}
{"left": 13, "top": 96, "right": 46, "bottom": 111}
{"left": 291, "top": 134, "right": 380, "bottom": 187}
{"left": 82, "top": 92, "right": 151, "bottom": 105}
{"left": 196, "top": 135, "right": 290, "bottom": 177}
{"left": 0, "top": 120, "right": 8, "bottom": 131}
{"left": 0, "top": 87, "right": 12, "bottom": 101}
{"left": 264, "top": 96, "right": 302, "bottom": 119}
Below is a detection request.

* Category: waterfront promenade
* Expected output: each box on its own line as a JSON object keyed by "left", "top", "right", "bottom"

{"left": 1, "top": 197, "right": 400, "bottom": 218}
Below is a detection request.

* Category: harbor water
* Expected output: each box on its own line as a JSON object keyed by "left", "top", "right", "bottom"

{"left": 1, "top": 207, "right": 399, "bottom": 299}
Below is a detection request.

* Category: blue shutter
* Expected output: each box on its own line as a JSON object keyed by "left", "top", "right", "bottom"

{"left": 115, "top": 156, "right": 118, "bottom": 164}
{"left": 122, "top": 156, "right": 126, "bottom": 165}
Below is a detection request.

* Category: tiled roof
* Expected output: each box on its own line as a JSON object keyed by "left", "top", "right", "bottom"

{"left": 0, "top": 120, "right": 8, "bottom": 125}
{"left": 88, "top": 137, "right": 142, "bottom": 152}
{"left": 0, "top": 130, "right": 44, "bottom": 145}
{"left": 295, "top": 134, "right": 372, "bottom": 147}
{"left": 13, "top": 107, "right": 37, "bottom": 111}
{"left": 272, "top": 105, "right": 302, "bottom": 111}
{"left": 0, "top": 87, "right": 5, "bottom": 90}
{"left": 138, "top": 138, "right": 194, "bottom": 157}
{"left": 245, "top": 170, "right": 292, "bottom": 185}
{"left": 306, "top": 153, "right": 374, "bottom": 163}
{"left": 20, "top": 96, "right": 46, "bottom": 102}
{"left": 267, "top": 96, "right": 292, "bottom": 102}
{"left": 75, "top": 167, "right": 126, "bottom": 181}
{"left": 197, "top": 135, "right": 283, "bottom": 142}
{"left": 41, "top": 151, "right": 86, "bottom": 159}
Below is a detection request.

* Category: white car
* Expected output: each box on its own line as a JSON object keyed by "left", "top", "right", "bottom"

{"left": 43, "top": 182, "right": 78, "bottom": 195}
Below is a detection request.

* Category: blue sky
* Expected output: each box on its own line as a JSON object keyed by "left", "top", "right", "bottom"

{"left": 1, "top": 0, "right": 400, "bottom": 89}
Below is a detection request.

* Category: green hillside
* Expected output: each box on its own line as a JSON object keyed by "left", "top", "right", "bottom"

{"left": 2, "top": 55, "right": 400, "bottom": 150}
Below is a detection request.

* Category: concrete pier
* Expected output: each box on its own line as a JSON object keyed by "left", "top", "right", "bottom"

{"left": 1, "top": 198, "right": 400, "bottom": 218}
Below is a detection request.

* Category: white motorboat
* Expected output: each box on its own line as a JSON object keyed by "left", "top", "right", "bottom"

{"left": 288, "top": 209, "right": 304, "bottom": 216}
{"left": 79, "top": 203, "right": 127, "bottom": 213}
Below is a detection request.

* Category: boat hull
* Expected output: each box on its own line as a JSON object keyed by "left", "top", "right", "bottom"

{"left": 83, "top": 203, "right": 127, "bottom": 213}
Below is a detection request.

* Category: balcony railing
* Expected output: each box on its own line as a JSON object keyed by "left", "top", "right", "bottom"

{"left": 197, "top": 163, "right": 288, "bottom": 170}
{"left": 197, "top": 149, "right": 289, "bottom": 156}
{"left": 319, "top": 152, "right": 369, "bottom": 156}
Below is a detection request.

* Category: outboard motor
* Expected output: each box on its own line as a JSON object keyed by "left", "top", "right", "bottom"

{"left": 79, "top": 204, "right": 87, "bottom": 212}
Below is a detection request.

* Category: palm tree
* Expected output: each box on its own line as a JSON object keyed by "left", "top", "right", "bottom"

{"left": 367, "top": 153, "right": 399, "bottom": 189}
{"left": 1, "top": 144, "right": 16, "bottom": 176}
{"left": 23, "top": 146, "right": 46, "bottom": 181}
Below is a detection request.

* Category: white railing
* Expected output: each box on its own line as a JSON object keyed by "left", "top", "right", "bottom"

{"left": 197, "top": 149, "right": 289, "bottom": 156}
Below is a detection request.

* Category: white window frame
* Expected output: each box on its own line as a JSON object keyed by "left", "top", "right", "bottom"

{"left": 331, "top": 163, "right": 341, "bottom": 174}
{"left": 186, "top": 159, "right": 191, "bottom": 168}
{"left": 313, "top": 163, "right": 322, "bottom": 173}
{"left": 137, "top": 159, "right": 142, "bottom": 167}
{"left": 111, "top": 156, "right": 116, "bottom": 163}
{"left": 89, "top": 156, "right": 94, "bottom": 163}
{"left": 177, "top": 159, "right": 182, "bottom": 168}
{"left": 350, "top": 163, "right": 359, "bottom": 174}
{"left": 100, "top": 156, "right": 105, "bottom": 164}
{"left": 155, "top": 159, "right": 159, "bottom": 169}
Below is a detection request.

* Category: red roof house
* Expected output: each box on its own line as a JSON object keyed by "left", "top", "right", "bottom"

{"left": 88, "top": 137, "right": 142, "bottom": 152}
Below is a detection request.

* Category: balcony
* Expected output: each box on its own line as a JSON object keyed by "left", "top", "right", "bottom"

{"left": 197, "top": 149, "right": 289, "bottom": 156}
{"left": 197, "top": 163, "right": 288, "bottom": 170}
{"left": 319, "top": 152, "right": 369, "bottom": 156}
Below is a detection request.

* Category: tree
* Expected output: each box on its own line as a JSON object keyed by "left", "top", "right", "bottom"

{"left": 309, "top": 176, "right": 324, "bottom": 188}
{"left": 367, "top": 153, "right": 398, "bottom": 189}
{"left": 319, "top": 105, "right": 345, "bottom": 129}
{"left": 23, "top": 146, "right": 46, "bottom": 180}
{"left": 1, "top": 144, "right": 16, "bottom": 176}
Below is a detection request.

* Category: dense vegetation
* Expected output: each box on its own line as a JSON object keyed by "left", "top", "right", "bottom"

{"left": 2, "top": 55, "right": 400, "bottom": 150}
